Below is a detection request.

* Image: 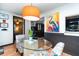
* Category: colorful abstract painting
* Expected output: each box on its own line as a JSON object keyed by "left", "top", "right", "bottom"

{"left": 45, "top": 12, "right": 59, "bottom": 32}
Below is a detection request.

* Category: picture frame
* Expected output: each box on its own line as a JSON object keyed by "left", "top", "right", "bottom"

{"left": 1, "top": 23, "right": 8, "bottom": 28}
{"left": 0, "top": 13, "right": 9, "bottom": 19}
{"left": 45, "top": 12, "right": 59, "bottom": 33}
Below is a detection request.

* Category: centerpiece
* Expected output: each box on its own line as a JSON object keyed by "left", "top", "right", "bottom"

{"left": 28, "top": 29, "right": 33, "bottom": 41}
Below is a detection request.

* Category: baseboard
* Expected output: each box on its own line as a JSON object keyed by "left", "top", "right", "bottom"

{"left": 0, "top": 43, "right": 14, "bottom": 47}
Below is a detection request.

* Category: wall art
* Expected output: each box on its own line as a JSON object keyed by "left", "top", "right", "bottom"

{"left": 1, "top": 23, "right": 8, "bottom": 28}
{"left": 45, "top": 12, "right": 59, "bottom": 32}
{"left": 0, "top": 13, "right": 9, "bottom": 19}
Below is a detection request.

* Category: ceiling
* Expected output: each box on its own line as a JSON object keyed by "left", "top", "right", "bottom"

{"left": 0, "top": 3, "right": 66, "bottom": 15}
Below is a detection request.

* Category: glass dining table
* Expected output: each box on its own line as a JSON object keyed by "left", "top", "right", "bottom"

{"left": 18, "top": 38, "right": 52, "bottom": 56}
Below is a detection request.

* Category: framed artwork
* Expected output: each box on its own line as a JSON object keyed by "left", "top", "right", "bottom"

{"left": 0, "top": 13, "right": 9, "bottom": 19}
{"left": 13, "top": 16, "right": 25, "bottom": 35}
{"left": 1, "top": 23, "right": 8, "bottom": 28}
{"left": 45, "top": 12, "right": 59, "bottom": 32}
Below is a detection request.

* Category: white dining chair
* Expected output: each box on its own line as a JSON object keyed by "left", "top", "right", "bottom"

{"left": 16, "top": 35, "right": 25, "bottom": 54}
{"left": 52, "top": 42, "right": 65, "bottom": 56}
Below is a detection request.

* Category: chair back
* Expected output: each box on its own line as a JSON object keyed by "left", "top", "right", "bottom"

{"left": 52, "top": 42, "right": 65, "bottom": 56}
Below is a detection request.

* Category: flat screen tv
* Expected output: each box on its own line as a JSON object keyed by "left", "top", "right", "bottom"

{"left": 66, "top": 15, "right": 79, "bottom": 32}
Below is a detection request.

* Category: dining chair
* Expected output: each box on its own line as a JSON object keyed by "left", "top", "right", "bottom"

{"left": 52, "top": 42, "right": 65, "bottom": 56}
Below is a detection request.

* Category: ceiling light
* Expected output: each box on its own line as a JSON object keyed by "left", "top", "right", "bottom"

{"left": 22, "top": 4, "right": 41, "bottom": 21}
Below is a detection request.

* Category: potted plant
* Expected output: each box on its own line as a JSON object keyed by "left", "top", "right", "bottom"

{"left": 28, "top": 29, "right": 33, "bottom": 40}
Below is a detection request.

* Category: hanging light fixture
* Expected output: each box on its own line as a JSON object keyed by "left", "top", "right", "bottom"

{"left": 22, "top": 4, "right": 41, "bottom": 21}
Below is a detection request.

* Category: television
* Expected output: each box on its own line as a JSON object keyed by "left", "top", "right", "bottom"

{"left": 66, "top": 15, "right": 79, "bottom": 32}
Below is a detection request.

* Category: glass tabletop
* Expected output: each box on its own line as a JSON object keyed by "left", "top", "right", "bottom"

{"left": 18, "top": 38, "right": 52, "bottom": 51}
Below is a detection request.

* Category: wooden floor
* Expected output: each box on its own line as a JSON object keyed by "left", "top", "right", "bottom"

{"left": 0, "top": 44, "right": 71, "bottom": 56}
{"left": 1, "top": 44, "right": 20, "bottom": 56}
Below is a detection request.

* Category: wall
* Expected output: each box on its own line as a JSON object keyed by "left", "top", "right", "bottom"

{"left": 0, "top": 10, "right": 13, "bottom": 46}
{"left": 0, "top": 9, "right": 31, "bottom": 46}
{"left": 42, "top": 3, "right": 79, "bottom": 34}
{"left": 25, "top": 20, "right": 31, "bottom": 39}
{"left": 42, "top": 4, "right": 79, "bottom": 55}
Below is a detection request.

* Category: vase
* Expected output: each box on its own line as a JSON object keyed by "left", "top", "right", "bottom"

{"left": 29, "top": 37, "right": 33, "bottom": 41}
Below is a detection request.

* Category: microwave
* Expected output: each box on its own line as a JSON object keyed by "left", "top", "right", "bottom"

{"left": 66, "top": 15, "right": 79, "bottom": 32}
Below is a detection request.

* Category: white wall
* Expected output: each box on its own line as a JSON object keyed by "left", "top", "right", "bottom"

{"left": 0, "top": 10, "right": 13, "bottom": 46}
{"left": 0, "top": 9, "right": 31, "bottom": 46}
{"left": 42, "top": 3, "right": 79, "bottom": 34}
{"left": 25, "top": 20, "right": 31, "bottom": 39}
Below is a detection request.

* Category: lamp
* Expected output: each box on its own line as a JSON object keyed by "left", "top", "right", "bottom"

{"left": 22, "top": 4, "right": 41, "bottom": 21}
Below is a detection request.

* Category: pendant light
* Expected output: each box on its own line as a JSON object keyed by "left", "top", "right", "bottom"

{"left": 22, "top": 4, "right": 41, "bottom": 21}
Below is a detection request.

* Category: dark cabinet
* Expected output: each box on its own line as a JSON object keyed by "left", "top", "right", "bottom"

{"left": 31, "top": 22, "right": 44, "bottom": 38}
